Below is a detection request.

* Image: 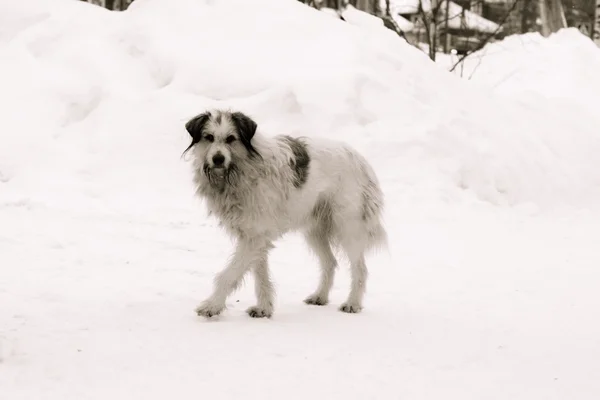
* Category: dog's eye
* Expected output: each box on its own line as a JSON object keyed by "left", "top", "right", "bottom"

{"left": 226, "top": 135, "right": 236, "bottom": 144}
{"left": 204, "top": 134, "right": 214, "bottom": 142}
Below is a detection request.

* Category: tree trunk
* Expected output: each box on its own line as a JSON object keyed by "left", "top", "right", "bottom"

{"left": 540, "top": 0, "right": 567, "bottom": 36}
{"left": 593, "top": 0, "right": 600, "bottom": 42}
{"left": 429, "top": 0, "right": 438, "bottom": 60}
{"left": 521, "top": 0, "right": 530, "bottom": 33}
{"left": 539, "top": 0, "right": 550, "bottom": 35}
{"left": 443, "top": 0, "right": 450, "bottom": 53}
{"left": 550, "top": 0, "right": 568, "bottom": 29}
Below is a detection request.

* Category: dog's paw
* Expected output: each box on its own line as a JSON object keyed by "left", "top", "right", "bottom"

{"left": 339, "top": 302, "right": 362, "bottom": 314}
{"left": 304, "top": 294, "right": 329, "bottom": 306}
{"left": 246, "top": 306, "right": 272, "bottom": 319}
{"left": 195, "top": 301, "right": 224, "bottom": 318}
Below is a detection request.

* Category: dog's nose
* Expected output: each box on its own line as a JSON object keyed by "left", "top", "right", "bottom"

{"left": 212, "top": 153, "right": 225, "bottom": 166}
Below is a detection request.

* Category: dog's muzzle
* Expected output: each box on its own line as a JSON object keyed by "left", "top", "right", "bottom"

{"left": 203, "top": 162, "right": 238, "bottom": 190}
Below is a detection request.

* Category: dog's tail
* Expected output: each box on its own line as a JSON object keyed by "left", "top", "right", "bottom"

{"left": 363, "top": 193, "right": 388, "bottom": 254}
{"left": 359, "top": 163, "right": 388, "bottom": 254}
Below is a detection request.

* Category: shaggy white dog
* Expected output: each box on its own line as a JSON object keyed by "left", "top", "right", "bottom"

{"left": 184, "top": 109, "right": 387, "bottom": 318}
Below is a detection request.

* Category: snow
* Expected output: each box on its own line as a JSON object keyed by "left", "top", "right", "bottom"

{"left": 443, "top": 28, "right": 600, "bottom": 115}
{"left": 322, "top": 4, "right": 414, "bottom": 33}
{"left": 319, "top": 6, "right": 341, "bottom": 19}
{"left": 389, "top": 11, "right": 415, "bottom": 32}
{"left": 341, "top": 4, "right": 386, "bottom": 30}
{"left": 1, "top": 0, "right": 600, "bottom": 399}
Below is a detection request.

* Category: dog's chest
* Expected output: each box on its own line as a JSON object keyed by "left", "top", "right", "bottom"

{"left": 203, "top": 183, "right": 292, "bottom": 238}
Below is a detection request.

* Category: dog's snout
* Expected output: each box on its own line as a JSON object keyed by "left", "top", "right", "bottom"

{"left": 212, "top": 153, "right": 225, "bottom": 166}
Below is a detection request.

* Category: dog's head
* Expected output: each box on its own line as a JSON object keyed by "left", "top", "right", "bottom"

{"left": 183, "top": 109, "right": 260, "bottom": 189}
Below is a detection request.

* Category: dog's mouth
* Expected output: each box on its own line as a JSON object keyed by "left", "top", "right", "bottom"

{"left": 211, "top": 165, "right": 226, "bottom": 174}
{"left": 203, "top": 163, "right": 238, "bottom": 188}
{"left": 204, "top": 164, "right": 227, "bottom": 177}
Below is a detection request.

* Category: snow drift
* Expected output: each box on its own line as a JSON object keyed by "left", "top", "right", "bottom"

{"left": 2, "top": 2, "right": 600, "bottom": 399}
{"left": 0, "top": 0, "right": 599, "bottom": 214}
{"left": 450, "top": 28, "right": 600, "bottom": 110}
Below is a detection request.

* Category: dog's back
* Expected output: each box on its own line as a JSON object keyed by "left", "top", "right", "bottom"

{"left": 281, "top": 135, "right": 388, "bottom": 254}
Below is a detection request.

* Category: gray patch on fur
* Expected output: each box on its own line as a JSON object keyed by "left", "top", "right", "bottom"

{"left": 361, "top": 177, "right": 383, "bottom": 221}
{"left": 280, "top": 136, "right": 310, "bottom": 189}
{"left": 311, "top": 195, "right": 334, "bottom": 239}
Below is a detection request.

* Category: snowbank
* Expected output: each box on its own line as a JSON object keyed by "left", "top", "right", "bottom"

{"left": 447, "top": 28, "right": 600, "bottom": 115}
{"left": 2, "top": 2, "right": 600, "bottom": 399}
{"left": 1, "top": 0, "right": 599, "bottom": 217}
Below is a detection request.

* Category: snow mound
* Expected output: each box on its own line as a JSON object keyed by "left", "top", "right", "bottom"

{"left": 0, "top": 0, "right": 599, "bottom": 213}
{"left": 452, "top": 29, "right": 600, "bottom": 114}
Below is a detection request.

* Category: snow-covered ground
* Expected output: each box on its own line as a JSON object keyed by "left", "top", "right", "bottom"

{"left": 440, "top": 28, "right": 600, "bottom": 115}
{"left": 1, "top": 0, "right": 599, "bottom": 399}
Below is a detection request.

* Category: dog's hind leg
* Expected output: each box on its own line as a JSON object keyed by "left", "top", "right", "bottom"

{"left": 339, "top": 253, "right": 367, "bottom": 313}
{"left": 247, "top": 260, "right": 275, "bottom": 318}
{"left": 303, "top": 228, "right": 337, "bottom": 306}
{"left": 337, "top": 221, "right": 369, "bottom": 314}
{"left": 196, "top": 238, "right": 272, "bottom": 318}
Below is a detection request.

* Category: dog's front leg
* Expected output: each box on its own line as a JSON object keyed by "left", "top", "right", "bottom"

{"left": 196, "top": 237, "right": 271, "bottom": 318}
{"left": 246, "top": 260, "right": 274, "bottom": 318}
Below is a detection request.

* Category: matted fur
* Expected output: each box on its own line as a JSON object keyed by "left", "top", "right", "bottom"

{"left": 184, "top": 109, "right": 387, "bottom": 318}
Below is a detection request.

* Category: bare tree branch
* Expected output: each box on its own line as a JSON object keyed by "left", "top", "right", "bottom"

{"left": 449, "top": 0, "right": 520, "bottom": 72}
{"left": 417, "top": 0, "right": 435, "bottom": 60}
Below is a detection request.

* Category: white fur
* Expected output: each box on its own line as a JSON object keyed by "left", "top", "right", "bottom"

{"left": 186, "top": 110, "right": 387, "bottom": 319}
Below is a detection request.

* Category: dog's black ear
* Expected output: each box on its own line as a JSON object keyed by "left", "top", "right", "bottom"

{"left": 182, "top": 112, "right": 211, "bottom": 157}
{"left": 185, "top": 112, "right": 211, "bottom": 142}
{"left": 230, "top": 111, "right": 260, "bottom": 157}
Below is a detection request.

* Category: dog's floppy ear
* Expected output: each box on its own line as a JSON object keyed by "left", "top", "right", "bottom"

{"left": 182, "top": 112, "right": 211, "bottom": 156}
{"left": 185, "top": 112, "right": 211, "bottom": 142}
{"left": 231, "top": 111, "right": 260, "bottom": 157}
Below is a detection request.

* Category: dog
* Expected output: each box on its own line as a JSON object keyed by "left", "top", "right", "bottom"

{"left": 183, "top": 109, "right": 387, "bottom": 318}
